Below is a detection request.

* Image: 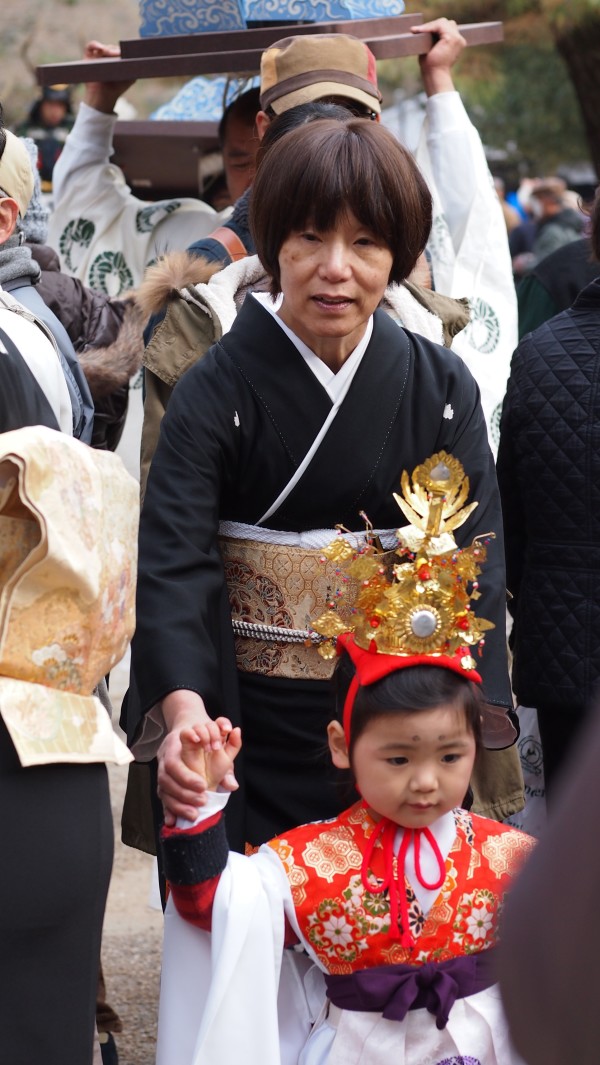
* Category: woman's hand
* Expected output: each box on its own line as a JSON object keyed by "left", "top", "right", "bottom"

{"left": 157, "top": 690, "right": 238, "bottom": 825}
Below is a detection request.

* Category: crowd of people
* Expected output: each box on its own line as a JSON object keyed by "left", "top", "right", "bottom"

{"left": 1, "top": 13, "right": 599, "bottom": 1065}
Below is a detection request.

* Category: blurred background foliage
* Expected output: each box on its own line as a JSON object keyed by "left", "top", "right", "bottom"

{"left": 387, "top": 0, "right": 600, "bottom": 183}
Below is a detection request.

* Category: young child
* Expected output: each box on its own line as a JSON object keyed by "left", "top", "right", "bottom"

{"left": 156, "top": 454, "right": 534, "bottom": 1065}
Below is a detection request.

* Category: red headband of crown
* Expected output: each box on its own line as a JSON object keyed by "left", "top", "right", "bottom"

{"left": 337, "top": 631, "right": 482, "bottom": 746}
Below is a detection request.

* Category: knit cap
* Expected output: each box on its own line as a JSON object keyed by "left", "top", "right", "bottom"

{"left": 20, "top": 137, "right": 49, "bottom": 244}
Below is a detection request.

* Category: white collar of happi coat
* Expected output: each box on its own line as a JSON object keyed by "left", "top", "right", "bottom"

{"left": 251, "top": 291, "right": 373, "bottom": 402}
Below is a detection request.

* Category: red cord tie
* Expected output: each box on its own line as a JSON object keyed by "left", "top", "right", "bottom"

{"left": 361, "top": 820, "right": 446, "bottom": 947}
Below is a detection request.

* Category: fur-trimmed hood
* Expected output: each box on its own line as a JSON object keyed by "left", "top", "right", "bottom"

{"left": 77, "top": 300, "right": 145, "bottom": 399}
{"left": 138, "top": 250, "right": 470, "bottom": 350}
{"left": 31, "top": 245, "right": 145, "bottom": 400}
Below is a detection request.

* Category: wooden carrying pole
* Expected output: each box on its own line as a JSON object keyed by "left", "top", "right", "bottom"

{"left": 36, "top": 15, "right": 503, "bottom": 86}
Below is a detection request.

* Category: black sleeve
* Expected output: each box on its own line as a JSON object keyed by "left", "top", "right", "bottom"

{"left": 127, "top": 348, "right": 241, "bottom": 741}
{"left": 161, "top": 814, "right": 229, "bottom": 886}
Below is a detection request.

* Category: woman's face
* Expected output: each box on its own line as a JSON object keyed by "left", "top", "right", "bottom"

{"left": 276, "top": 211, "right": 393, "bottom": 371}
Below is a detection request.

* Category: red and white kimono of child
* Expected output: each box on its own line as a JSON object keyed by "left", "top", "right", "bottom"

{"left": 156, "top": 634, "right": 534, "bottom": 1065}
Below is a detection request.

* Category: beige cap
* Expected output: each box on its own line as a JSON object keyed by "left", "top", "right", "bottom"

{"left": 0, "top": 130, "right": 35, "bottom": 218}
{"left": 260, "top": 34, "right": 382, "bottom": 116}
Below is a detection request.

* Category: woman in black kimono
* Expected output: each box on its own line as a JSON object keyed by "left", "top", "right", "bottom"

{"left": 127, "top": 118, "right": 518, "bottom": 851}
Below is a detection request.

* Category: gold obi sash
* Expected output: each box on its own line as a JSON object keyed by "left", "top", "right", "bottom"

{"left": 219, "top": 534, "right": 360, "bottom": 681}
{"left": 0, "top": 427, "right": 137, "bottom": 767}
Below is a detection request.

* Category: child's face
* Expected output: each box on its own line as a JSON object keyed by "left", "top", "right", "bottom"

{"left": 329, "top": 703, "right": 477, "bottom": 829}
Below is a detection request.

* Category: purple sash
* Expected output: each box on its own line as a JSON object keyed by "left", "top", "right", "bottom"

{"left": 324, "top": 948, "right": 497, "bottom": 1030}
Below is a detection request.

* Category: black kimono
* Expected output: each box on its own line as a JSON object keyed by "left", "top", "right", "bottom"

{"left": 128, "top": 297, "right": 512, "bottom": 849}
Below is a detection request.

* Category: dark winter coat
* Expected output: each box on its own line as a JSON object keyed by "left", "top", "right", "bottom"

{"left": 497, "top": 277, "right": 600, "bottom": 713}
{"left": 30, "top": 245, "right": 144, "bottom": 450}
{"left": 517, "top": 237, "right": 599, "bottom": 339}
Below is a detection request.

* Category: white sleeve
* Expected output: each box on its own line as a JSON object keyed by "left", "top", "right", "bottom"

{"left": 51, "top": 102, "right": 143, "bottom": 217}
{"left": 48, "top": 103, "right": 225, "bottom": 290}
{"left": 52, "top": 102, "right": 227, "bottom": 240}
{"left": 175, "top": 789, "right": 229, "bottom": 829}
{"left": 414, "top": 92, "right": 518, "bottom": 454}
{"left": 420, "top": 91, "right": 487, "bottom": 252}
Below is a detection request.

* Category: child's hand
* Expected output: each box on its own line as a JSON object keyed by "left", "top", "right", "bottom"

{"left": 180, "top": 717, "right": 242, "bottom": 792}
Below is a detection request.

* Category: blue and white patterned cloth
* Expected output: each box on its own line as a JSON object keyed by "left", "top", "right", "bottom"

{"left": 140, "top": 0, "right": 405, "bottom": 37}
{"left": 151, "top": 76, "right": 260, "bottom": 122}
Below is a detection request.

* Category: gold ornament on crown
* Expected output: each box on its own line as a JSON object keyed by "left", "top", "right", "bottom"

{"left": 310, "top": 453, "right": 495, "bottom": 668}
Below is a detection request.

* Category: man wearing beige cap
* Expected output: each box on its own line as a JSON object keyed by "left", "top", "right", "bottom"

{"left": 139, "top": 31, "right": 385, "bottom": 278}
{"left": 257, "top": 30, "right": 382, "bottom": 122}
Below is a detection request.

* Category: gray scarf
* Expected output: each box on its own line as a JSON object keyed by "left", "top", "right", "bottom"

{"left": 0, "top": 229, "right": 41, "bottom": 288}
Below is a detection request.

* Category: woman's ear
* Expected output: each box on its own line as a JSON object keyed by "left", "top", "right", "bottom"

{"left": 327, "top": 720, "right": 351, "bottom": 770}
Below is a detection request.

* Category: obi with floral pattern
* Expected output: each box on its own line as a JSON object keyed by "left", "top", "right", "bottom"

{"left": 0, "top": 426, "right": 137, "bottom": 767}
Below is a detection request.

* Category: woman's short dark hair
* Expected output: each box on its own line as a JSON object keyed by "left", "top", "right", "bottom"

{"left": 259, "top": 100, "right": 354, "bottom": 157}
{"left": 250, "top": 118, "right": 432, "bottom": 295}
{"left": 334, "top": 651, "right": 483, "bottom": 756}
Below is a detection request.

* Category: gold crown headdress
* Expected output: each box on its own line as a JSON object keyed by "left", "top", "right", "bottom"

{"left": 310, "top": 452, "right": 495, "bottom": 674}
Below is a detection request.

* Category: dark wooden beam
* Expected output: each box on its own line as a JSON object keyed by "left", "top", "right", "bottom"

{"left": 37, "top": 20, "right": 503, "bottom": 86}
{"left": 111, "top": 120, "right": 220, "bottom": 196}
{"left": 119, "top": 12, "right": 423, "bottom": 59}
{"left": 368, "top": 22, "right": 503, "bottom": 61}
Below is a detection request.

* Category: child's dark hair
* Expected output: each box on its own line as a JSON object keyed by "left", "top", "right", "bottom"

{"left": 335, "top": 650, "right": 484, "bottom": 756}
